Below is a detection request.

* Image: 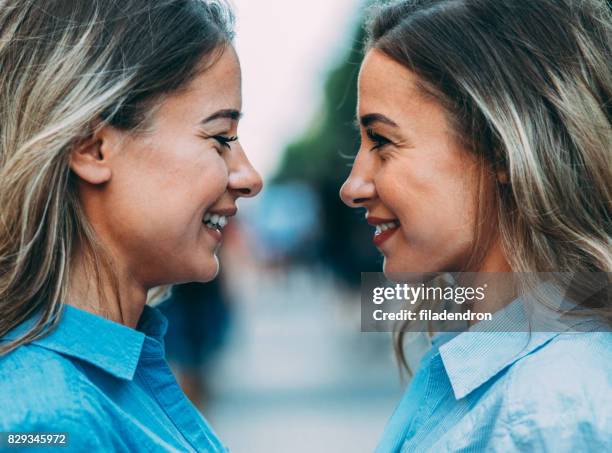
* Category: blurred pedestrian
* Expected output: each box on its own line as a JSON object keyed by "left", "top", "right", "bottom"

{"left": 158, "top": 280, "right": 232, "bottom": 408}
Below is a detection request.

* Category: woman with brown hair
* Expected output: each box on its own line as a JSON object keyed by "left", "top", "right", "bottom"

{"left": 0, "top": 1, "right": 261, "bottom": 451}
{"left": 341, "top": 0, "right": 611, "bottom": 451}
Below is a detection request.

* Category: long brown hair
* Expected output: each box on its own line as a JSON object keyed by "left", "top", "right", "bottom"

{"left": 365, "top": 0, "right": 611, "bottom": 370}
{"left": 0, "top": 0, "right": 234, "bottom": 355}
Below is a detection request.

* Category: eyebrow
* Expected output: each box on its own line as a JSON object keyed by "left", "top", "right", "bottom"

{"left": 358, "top": 113, "right": 399, "bottom": 128}
{"left": 200, "top": 109, "right": 243, "bottom": 124}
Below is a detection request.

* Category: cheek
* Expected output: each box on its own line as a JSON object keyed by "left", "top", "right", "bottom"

{"left": 377, "top": 158, "right": 477, "bottom": 243}
{"left": 153, "top": 148, "right": 228, "bottom": 205}
{"left": 106, "top": 150, "right": 228, "bottom": 240}
{"left": 182, "top": 156, "right": 228, "bottom": 204}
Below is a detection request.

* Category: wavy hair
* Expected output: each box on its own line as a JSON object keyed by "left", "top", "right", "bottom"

{"left": 0, "top": 0, "right": 234, "bottom": 355}
{"left": 365, "top": 0, "right": 611, "bottom": 370}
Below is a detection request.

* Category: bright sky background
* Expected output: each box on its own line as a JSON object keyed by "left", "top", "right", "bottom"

{"left": 231, "top": 0, "right": 363, "bottom": 177}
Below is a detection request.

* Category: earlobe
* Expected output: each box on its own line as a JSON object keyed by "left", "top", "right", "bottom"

{"left": 69, "top": 130, "right": 112, "bottom": 185}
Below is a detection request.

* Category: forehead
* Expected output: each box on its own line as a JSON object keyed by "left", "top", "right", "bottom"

{"left": 162, "top": 46, "right": 242, "bottom": 116}
{"left": 358, "top": 49, "right": 453, "bottom": 135}
{"left": 358, "top": 49, "right": 423, "bottom": 115}
{"left": 191, "top": 46, "right": 241, "bottom": 91}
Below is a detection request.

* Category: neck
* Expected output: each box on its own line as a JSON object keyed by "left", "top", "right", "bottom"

{"left": 66, "top": 247, "right": 148, "bottom": 328}
{"left": 464, "top": 239, "right": 514, "bottom": 326}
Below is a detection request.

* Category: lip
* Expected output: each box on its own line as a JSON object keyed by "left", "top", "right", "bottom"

{"left": 367, "top": 216, "right": 398, "bottom": 225}
{"left": 202, "top": 206, "right": 237, "bottom": 243}
{"left": 372, "top": 226, "right": 399, "bottom": 247}
{"left": 367, "top": 216, "right": 400, "bottom": 247}
{"left": 204, "top": 225, "right": 223, "bottom": 242}
{"left": 208, "top": 207, "right": 238, "bottom": 217}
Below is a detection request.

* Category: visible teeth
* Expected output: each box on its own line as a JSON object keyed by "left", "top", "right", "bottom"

{"left": 203, "top": 213, "right": 229, "bottom": 230}
{"left": 374, "top": 221, "right": 399, "bottom": 235}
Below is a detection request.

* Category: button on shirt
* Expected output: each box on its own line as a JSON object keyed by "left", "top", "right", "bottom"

{"left": 0, "top": 304, "right": 227, "bottom": 452}
{"left": 376, "top": 304, "right": 612, "bottom": 452}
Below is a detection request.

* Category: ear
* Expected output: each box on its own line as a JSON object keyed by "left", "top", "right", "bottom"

{"left": 69, "top": 126, "right": 112, "bottom": 185}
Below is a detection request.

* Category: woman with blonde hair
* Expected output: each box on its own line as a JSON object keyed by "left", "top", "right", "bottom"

{"left": 0, "top": 0, "right": 261, "bottom": 451}
{"left": 341, "top": 0, "right": 611, "bottom": 451}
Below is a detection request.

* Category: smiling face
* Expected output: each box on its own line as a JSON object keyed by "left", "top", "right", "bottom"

{"left": 72, "top": 46, "right": 262, "bottom": 287}
{"left": 340, "top": 49, "right": 497, "bottom": 275}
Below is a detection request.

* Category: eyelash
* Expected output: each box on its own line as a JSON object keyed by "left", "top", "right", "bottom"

{"left": 366, "top": 128, "right": 392, "bottom": 151}
{"left": 213, "top": 135, "right": 238, "bottom": 150}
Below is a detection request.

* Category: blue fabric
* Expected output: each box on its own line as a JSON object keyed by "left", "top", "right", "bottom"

{"left": 376, "top": 303, "right": 612, "bottom": 452}
{"left": 0, "top": 304, "right": 227, "bottom": 452}
{"left": 158, "top": 281, "right": 231, "bottom": 369}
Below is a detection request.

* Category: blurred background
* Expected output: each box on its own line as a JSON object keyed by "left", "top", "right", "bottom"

{"left": 158, "top": 1, "right": 405, "bottom": 451}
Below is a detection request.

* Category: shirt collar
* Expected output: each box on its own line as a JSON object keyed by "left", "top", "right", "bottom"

{"left": 4, "top": 304, "right": 168, "bottom": 381}
{"left": 437, "top": 295, "right": 592, "bottom": 400}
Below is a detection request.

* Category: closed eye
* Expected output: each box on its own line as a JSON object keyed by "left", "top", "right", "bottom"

{"left": 213, "top": 135, "right": 238, "bottom": 149}
{"left": 366, "top": 128, "right": 392, "bottom": 151}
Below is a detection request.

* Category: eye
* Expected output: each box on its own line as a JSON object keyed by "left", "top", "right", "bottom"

{"left": 212, "top": 135, "right": 238, "bottom": 151}
{"left": 366, "top": 128, "right": 392, "bottom": 152}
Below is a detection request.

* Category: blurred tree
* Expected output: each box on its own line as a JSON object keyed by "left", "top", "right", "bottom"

{"left": 273, "top": 23, "right": 381, "bottom": 287}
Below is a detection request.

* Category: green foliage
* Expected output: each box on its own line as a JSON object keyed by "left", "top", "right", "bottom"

{"left": 274, "top": 27, "right": 366, "bottom": 186}
{"left": 274, "top": 25, "right": 381, "bottom": 286}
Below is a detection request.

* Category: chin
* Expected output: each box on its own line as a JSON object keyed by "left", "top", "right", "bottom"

{"left": 177, "top": 254, "right": 220, "bottom": 284}
{"left": 209, "top": 254, "right": 220, "bottom": 280}
{"left": 382, "top": 255, "right": 442, "bottom": 283}
{"left": 198, "top": 254, "right": 220, "bottom": 282}
{"left": 382, "top": 257, "right": 412, "bottom": 281}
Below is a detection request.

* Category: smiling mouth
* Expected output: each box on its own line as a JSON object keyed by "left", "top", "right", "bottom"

{"left": 203, "top": 212, "right": 228, "bottom": 232}
{"left": 373, "top": 220, "right": 400, "bottom": 236}
{"left": 367, "top": 217, "right": 401, "bottom": 247}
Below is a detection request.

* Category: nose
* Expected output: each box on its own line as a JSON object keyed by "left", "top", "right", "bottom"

{"left": 227, "top": 143, "right": 263, "bottom": 198}
{"left": 339, "top": 152, "right": 376, "bottom": 207}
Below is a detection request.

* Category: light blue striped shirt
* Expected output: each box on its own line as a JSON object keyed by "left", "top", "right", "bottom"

{"left": 0, "top": 304, "right": 227, "bottom": 452}
{"left": 376, "top": 308, "right": 612, "bottom": 452}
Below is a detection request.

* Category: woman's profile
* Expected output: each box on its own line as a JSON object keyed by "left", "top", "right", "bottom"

{"left": 341, "top": 0, "right": 611, "bottom": 451}
{"left": 0, "top": 1, "right": 261, "bottom": 451}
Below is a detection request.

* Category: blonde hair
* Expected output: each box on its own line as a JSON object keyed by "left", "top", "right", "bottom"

{"left": 366, "top": 0, "right": 611, "bottom": 369}
{"left": 0, "top": 0, "right": 234, "bottom": 355}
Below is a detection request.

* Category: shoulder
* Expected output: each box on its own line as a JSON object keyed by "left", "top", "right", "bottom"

{"left": 506, "top": 331, "right": 612, "bottom": 403}
{"left": 499, "top": 332, "right": 612, "bottom": 450}
{"left": 0, "top": 343, "right": 82, "bottom": 414}
{"left": 0, "top": 343, "right": 113, "bottom": 447}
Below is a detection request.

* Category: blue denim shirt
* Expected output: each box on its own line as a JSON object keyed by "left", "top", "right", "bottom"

{"left": 0, "top": 304, "right": 227, "bottom": 452}
{"left": 376, "top": 309, "right": 612, "bottom": 452}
